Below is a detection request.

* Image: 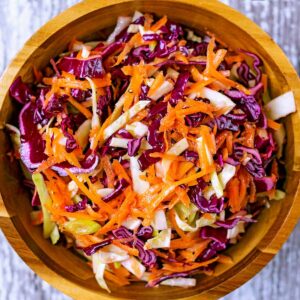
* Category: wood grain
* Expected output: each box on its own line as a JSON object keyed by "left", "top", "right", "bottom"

{"left": 0, "top": 1, "right": 299, "bottom": 300}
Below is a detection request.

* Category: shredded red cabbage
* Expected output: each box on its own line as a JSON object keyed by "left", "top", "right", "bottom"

{"left": 9, "top": 77, "right": 34, "bottom": 105}
{"left": 57, "top": 56, "right": 105, "bottom": 78}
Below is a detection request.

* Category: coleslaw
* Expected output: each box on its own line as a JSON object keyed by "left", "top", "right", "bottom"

{"left": 7, "top": 11, "right": 296, "bottom": 290}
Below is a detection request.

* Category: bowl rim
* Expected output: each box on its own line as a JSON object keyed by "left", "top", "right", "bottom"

{"left": 0, "top": 0, "right": 300, "bottom": 299}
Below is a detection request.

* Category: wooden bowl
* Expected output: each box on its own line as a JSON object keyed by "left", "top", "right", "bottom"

{"left": 0, "top": 0, "right": 299, "bottom": 299}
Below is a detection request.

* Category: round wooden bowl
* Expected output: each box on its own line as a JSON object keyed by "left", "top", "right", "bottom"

{"left": 0, "top": 0, "right": 299, "bottom": 299}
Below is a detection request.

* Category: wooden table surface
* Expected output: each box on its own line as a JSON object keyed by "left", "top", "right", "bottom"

{"left": 0, "top": 1, "right": 299, "bottom": 299}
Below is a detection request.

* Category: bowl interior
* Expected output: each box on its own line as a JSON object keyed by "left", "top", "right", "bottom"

{"left": 0, "top": 1, "right": 298, "bottom": 299}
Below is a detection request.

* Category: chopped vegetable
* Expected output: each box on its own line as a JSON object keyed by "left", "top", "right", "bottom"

{"left": 63, "top": 219, "right": 101, "bottom": 235}
{"left": 11, "top": 11, "right": 295, "bottom": 291}
{"left": 264, "top": 91, "right": 296, "bottom": 120}
{"left": 145, "top": 229, "right": 171, "bottom": 249}
{"left": 121, "top": 256, "right": 146, "bottom": 279}
{"left": 32, "top": 173, "right": 55, "bottom": 238}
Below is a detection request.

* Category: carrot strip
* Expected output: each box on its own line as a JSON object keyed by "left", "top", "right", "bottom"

{"left": 66, "top": 96, "right": 93, "bottom": 119}
{"left": 150, "top": 152, "right": 186, "bottom": 161}
{"left": 117, "top": 188, "right": 136, "bottom": 226}
{"left": 96, "top": 214, "right": 118, "bottom": 235}
{"left": 190, "top": 66, "right": 202, "bottom": 81}
{"left": 102, "top": 156, "right": 116, "bottom": 188}
{"left": 204, "top": 38, "right": 250, "bottom": 95}
{"left": 184, "top": 78, "right": 214, "bottom": 95}
{"left": 174, "top": 167, "right": 214, "bottom": 187}
{"left": 150, "top": 15, "right": 168, "bottom": 31}
{"left": 115, "top": 33, "right": 141, "bottom": 66}
{"left": 267, "top": 119, "right": 281, "bottom": 131}
{"left": 148, "top": 72, "right": 165, "bottom": 97}
{"left": 225, "top": 55, "right": 244, "bottom": 65}
{"left": 123, "top": 66, "right": 144, "bottom": 111}
{"left": 227, "top": 177, "right": 241, "bottom": 213}
{"left": 47, "top": 207, "right": 104, "bottom": 221}
{"left": 35, "top": 156, "right": 64, "bottom": 173}
{"left": 112, "top": 159, "right": 131, "bottom": 182}
{"left": 261, "top": 73, "right": 268, "bottom": 92}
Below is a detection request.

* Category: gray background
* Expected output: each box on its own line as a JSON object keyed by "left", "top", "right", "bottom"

{"left": 0, "top": 1, "right": 299, "bottom": 299}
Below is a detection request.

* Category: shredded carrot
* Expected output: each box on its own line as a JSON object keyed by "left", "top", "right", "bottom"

{"left": 96, "top": 214, "right": 118, "bottom": 235}
{"left": 148, "top": 72, "right": 165, "bottom": 97}
{"left": 180, "top": 239, "right": 211, "bottom": 261}
{"left": 226, "top": 132, "right": 233, "bottom": 155}
{"left": 174, "top": 167, "right": 214, "bottom": 187}
{"left": 213, "top": 49, "right": 227, "bottom": 69}
{"left": 190, "top": 66, "right": 202, "bottom": 81}
{"left": 267, "top": 119, "right": 281, "bottom": 131}
{"left": 101, "top": 156, "right": 116, "bottom": 188}
{"left": 43, "top": 74, "right": 111, "bottom": 91}
{"left": 173, "top": 161, "right": 194, "bottom": 180}
{"left": 227, "top": 177, "right": 241, "bottom": 213}
{"left": 204, "top": 37, "right": 250, "bottom": 95}
{"left": 66, "top": 96, "right": 93, "bottom": 119}
{"left": 35, "top": 156, "right": 64, "bottom": 173}
{"left": 175, "top": 52, "right": 189, "bottom": 64}
{"left": 224, "top": 55, "right": 244, "bottom": 65}
{"left": 123, "top": 65, "right": 144, "bottom": 110}
{"left": 150, "top": 152, "right": 186, "bottom": 161}
{"left": 112, "top": 159, "right": 131, "bottom": 182}
{"left": 261, "top": 73, "right": 268, "bottom": 92}
{"left": 184, "top": 78, "right": 214, "bottom": 95}
{"left": 242, "top": 123, "right": 255, "bottom": 148}
{"left": 115, "top": 33, "right": 142, "bottom": 66}
{"left": 116, "top": 188, "right": 136, "bottom": 226}
{"left": 19, "top": 11, "right": 281, "bottom": 287}
{"left": 150, "top": 15, "right": 168, "bottom": 31}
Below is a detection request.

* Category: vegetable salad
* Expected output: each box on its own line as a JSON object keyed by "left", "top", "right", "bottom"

{"left": 7, "top": 11, "right": 296, "bottom": 290}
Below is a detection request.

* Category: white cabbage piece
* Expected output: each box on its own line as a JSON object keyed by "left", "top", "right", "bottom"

{"left": 161, "top": 277, "right": 196, "bottom": 287}
{"left": 122, "top": 217, "right": 142, "bottom": 230}
{"left": 130, "top": 156, "right": 150, "bottom": 194}
{"left": 107, "top": 16, "right": 132, "bottom": 44}
{"left": 110, "top": 137, "right": 130, "bottom": 148}
{"left": 175, "top": 211, "right": 216, "bottom": 232}
{"left": 152, "top": 209, "right": 168, "bottom": 230}
{"left": 95, "top": 244, "right": 129, "bottom": 264}
{"left": 145, "top": 229, "right": 171, "bottom": 249}
{"left": 92, "top": 256, "right": 110, "bottom": 292}
{"left": 126, "top": 121, "right": 149, "bottom": 137}
{"left": 149, "top": 80, "right": 174, "bottom": 101}
{"left": 121, "top": 256, "right": 146, "bottom": 279}
{"left": 96, "top": 188, "right": 115, "bottom": 197}
{"left": 75, "top": 119, "right": 91, "bottom": 150}
{"left": 264, "top": 91, "right": 296, "bottom": 120}
{"left": 198, "top": 87, "right": 235, "bottom": 114}
{"left": 103, "top": 100, "right": 150, "bottom": 140}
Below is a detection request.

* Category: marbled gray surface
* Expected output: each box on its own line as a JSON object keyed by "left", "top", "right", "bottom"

{"left": 0, "top": 1, "right": 299, "bottom": 299}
